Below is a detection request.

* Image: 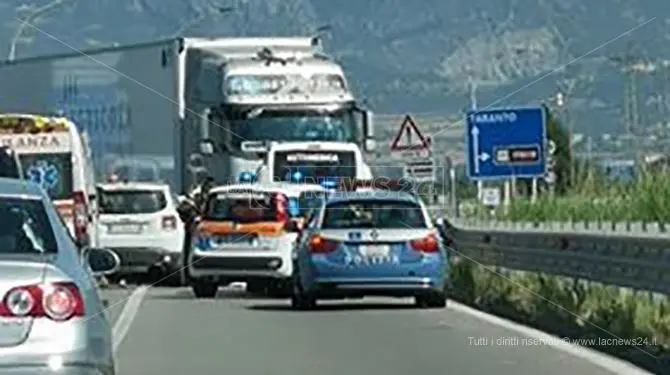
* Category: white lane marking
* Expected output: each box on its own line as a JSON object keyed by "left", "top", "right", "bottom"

{"left": 449, "top": 301, "right": 654, "bottom": 375}
{"left": 230, "top": 282, "right": 246, "bottom": 289}
{"left": 112, "top": 285, "right": 150, "bottom": 353}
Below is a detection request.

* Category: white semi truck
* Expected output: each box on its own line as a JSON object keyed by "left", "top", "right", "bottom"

{"left": 0, "top": 36, "right": 375, "bottom": 194}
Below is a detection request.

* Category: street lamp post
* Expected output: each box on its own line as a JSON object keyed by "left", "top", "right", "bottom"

{"left": 8, "top": 0, "right": 72, "bottom": 61}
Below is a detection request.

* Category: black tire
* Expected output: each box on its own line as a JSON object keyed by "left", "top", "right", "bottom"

{"left": 164, "top": 272, "right": 186, "bottom": 287}
{"left": 192, "top": 279, "right": 218, "bottom": 298}
{"left": 106, "top": 273, "right": 123, "bottom": 285}
{"left": 267, "top": 279, "right": 292, "bottom": 298}
{"left": 246, "top": 281, "right": 267, "bottom": 295}
{"left": 291, "top": 291, "right": 316, "bottom": 310}
{"left": 415, "top": 291, "right": 447, "bottom": 308}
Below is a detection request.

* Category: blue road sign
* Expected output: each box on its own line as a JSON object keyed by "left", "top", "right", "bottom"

{"left": 466, "top": 106, "right": 547, "bottom": 180}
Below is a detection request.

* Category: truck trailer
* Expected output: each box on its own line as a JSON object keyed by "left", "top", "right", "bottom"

{"left": 0, "top": 36, "right": 376, "bottom": 194}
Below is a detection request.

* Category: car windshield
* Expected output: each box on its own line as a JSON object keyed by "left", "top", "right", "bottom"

{"left": 229, "top": 108, "right": 358, "bottom": 151}
{"left": 99, "top": 189, "right": 167, "bottom": 214}
{"left": 205, "top": 192, "right": 277, "bottom": 222}
{"left": 20, "top": 153, "right": 74, "bottom": 200}
{"left": 322, "top": 200, "right": 426, "bottom": 229}
{"left": 0, "top": 196, "right": 57, "bottom": 254}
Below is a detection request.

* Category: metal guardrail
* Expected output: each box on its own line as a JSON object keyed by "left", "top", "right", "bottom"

{"left": 434, "top": 216, "right": 670, "bottom": 295}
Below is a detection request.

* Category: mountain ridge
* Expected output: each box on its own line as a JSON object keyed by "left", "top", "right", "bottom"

{"left": 1, "top": 0, "right": 668, "bottom": 135}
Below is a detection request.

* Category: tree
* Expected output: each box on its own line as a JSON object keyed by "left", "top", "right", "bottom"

{"left": 517, "top": 104, "right": 572, "bottom": 195}
{"left": 543, "top": 104, "right": 572, "bottom": 193}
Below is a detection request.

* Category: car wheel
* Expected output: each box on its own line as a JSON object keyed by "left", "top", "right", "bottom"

{"left": 165, "top": 272, "right": 186, "bottom": 287}
{"left": 415, "top": 291, "right": 447, "bottom": 308}
{"left": 247, "top": 281, "right": 267, "bottom": 295}
{"left": 192, "top": 279, "right": 218, "bottom": 298}
{"left": 267, "top": 279, "right": 292, "bottom": 298}
{"left": 291, "top": 291, "right": 316, "bottom": 310}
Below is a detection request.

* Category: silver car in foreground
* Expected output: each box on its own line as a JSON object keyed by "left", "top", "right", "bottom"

{"left": 0, "top": 178, "right": 121, "bottom": 375}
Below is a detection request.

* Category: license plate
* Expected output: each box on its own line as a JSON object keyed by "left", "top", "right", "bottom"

{"left": 215, "top": 234, "right": 258, "bottom": 245}
{"left": 358, "top": 244, "right": 390, "bottom": 257}
{"left": 108, "top": 224, "right": 142, "bottom": 234}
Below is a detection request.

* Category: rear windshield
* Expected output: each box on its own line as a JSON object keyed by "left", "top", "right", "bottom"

{"left": 322, "top": 200, "right": 426, "bottom": 229}
{"left": 205, "top": 192, "right": 277, "bottom": 222}
{"left": 99, "top": 189, "right": 167, "bottom": 214}
{"left": 0, "top": 149, "right": 21, "bottom": 178}
{"left": 0, "top": 197, "right": 57, "bottom": 254}
{"left": 20, "top": 153, "right": 74, "bottom": 200}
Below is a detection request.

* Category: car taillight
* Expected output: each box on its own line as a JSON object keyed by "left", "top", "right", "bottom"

{"left": 273, "top": 193, "right": 289, "bottom": 224}
{"left": 162, "top": 215, "right": 178, "bottom": 230}
{"left": 410, "top": 233, "right": 439, "bottom": 253}
{"left": 72, "top": 191, "right": 88, "bottom": 241}
{"left": 308, "top": 234, "right": 338, "bottom": 253}
{"left": 0, "top": 282, "right": 84, "bottom": 321}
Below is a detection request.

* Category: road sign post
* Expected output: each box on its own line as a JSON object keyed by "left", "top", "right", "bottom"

{"left": 390, "top": 114, "right": 432, "bottom": 157}
{"left": 390, "top": 115, "right": 437, "bottom": 202}
{"left": 466, "top": 106, "right": 547, "bottom": 180}
{"left": 403, "top": 160, "right": 436, "bottom": 182}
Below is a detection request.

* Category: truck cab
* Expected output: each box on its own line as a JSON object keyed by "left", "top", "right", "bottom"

{"left": 183, "top": 37, "right": 375, "bottom": 189}
{"left": 253, "top": 141, "right": 372, "bottom": 186}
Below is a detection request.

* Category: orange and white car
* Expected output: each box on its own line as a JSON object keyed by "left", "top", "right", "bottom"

{"left": 0, "top": 114, "right": 98, "bottom": 248}
{"left": 186, "top": 183, "right": 327, "bottom": 298}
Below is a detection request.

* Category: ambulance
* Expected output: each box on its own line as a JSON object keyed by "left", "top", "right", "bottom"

{"left": 0, "top": 114, "right": 98, "bottom": 248}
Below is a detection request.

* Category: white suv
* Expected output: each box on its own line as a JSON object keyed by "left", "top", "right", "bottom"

{"left": 96, "top": 182, "right": 185, "bottom": 285}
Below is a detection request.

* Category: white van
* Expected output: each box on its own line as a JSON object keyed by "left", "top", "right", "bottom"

{"left": 0, "top": 114, "right": 98, "bottom": 247}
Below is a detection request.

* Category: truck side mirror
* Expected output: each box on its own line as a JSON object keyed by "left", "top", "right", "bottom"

{"left": 363, "top": 109, "right": 374, "bottom": 137}
{"left": 364, "top": 138, "right": 376, "bottom": 152}
{"left": 199, "top": 139, "right": 214, "bottom": 155}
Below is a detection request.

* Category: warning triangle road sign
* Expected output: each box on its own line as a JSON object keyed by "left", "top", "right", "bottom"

{"left": 390, "top": 114, "right": 431, "bottom": 151}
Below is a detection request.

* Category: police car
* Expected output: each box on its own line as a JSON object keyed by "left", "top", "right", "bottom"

{"left": 187, "top": 183, "right": 327, "bottom": 298}
{"left": 291, "top": 181, "right": 450, "bottom": 309}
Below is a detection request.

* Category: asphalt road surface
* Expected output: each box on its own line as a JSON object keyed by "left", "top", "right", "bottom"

{"left": 100, "top": 286, "right": 650, "bottom": 375}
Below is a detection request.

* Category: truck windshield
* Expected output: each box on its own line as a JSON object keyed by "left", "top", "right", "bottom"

{"left": 229, "top": 108, "right": 358, "bottom": 151}
{"left": 20, "top": 153, "right": 73, "bottom": 201}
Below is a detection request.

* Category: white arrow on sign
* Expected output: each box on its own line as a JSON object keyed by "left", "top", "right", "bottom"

{"left": 548, "top": 140, "right": 556, "bottom": 155}
{"left": 471, "top": 126, "right": 481, "bottom": 173}
{"left": 478, "top": 152, "right": 490, "bottom": 162}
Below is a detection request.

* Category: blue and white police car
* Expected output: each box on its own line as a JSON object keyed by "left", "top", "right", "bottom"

{"left": 291, "top": 182, "right": 450, "bottom": 309}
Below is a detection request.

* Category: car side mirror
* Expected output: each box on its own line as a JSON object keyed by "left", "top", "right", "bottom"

{"left": 82, "top": 247, "right": 120, "bottom": 276}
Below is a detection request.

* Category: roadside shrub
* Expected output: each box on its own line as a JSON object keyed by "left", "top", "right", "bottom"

{"left": 498, "top": 172, "right": 670, "bottom": 222}
{"left": 451, "top": 261, "right": 670, "bottom": 374}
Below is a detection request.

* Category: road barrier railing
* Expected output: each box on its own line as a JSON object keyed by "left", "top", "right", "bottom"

{"left": 438, "top": 218, "right": 670, "bottom": 295}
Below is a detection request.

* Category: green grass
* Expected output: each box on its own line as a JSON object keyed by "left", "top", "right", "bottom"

{"left": 451, "top": 261, "right": 670, "bottom": 373}
{"left": 497, "top": 172, "right": 670, "bottom": 222}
